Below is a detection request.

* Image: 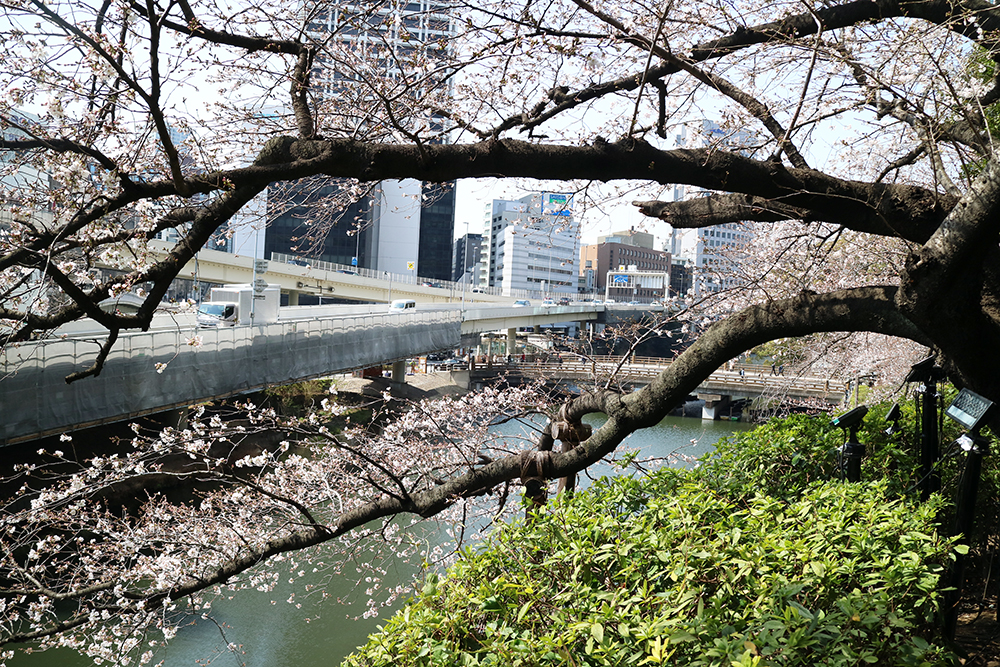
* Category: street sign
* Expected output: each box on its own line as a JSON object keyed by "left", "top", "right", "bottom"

{"left": 351, "top": 256, "right": 358, "bottom": 267}
{"left": 612, "top": 274, "right": 629, "bottom": 284}
{"left": 407, "top": 261, "right": 415, "bottom": 271}
{"left": 253, "top": 278, "right": 267, "bottom": 294}
{"left": 254, "top": 259, "right": 269, "bottom": 274}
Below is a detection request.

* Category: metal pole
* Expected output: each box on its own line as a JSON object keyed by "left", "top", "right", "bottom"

{"left": 462, "top": 222, "right": 468, "bottom": 309}
{"left": 251, "top": 226, "right": 258, "bottom": 325}
{"left": 842, "top": 430, "right": 865, "bottom": 483}
{"left": 944, "top": 434, "right": 989, "bottom": 639}
{"left": 920, "top": 379, "right": 940, "bottom": 501}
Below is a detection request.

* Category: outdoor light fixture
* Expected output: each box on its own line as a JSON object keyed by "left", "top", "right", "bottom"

{"left": 906, "top": 354, "right": 946, "bottom": 384}
{"left": 832, "top": 405, "right": 868, "bottom": 483}
{"left": 942, "top": 386, "right": 995, "bottom": 641}
{"left": 884, "top": 403, "right": 902, "bottom": 436}
{"left": 831, "top": 405, "right": 868, "bottom": 430}
{"left": 945, "top": 388, "right": 995, "bottom": 432}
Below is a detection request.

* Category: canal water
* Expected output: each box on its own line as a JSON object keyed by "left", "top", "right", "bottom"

{"left": 9, "top": 415, "right": 750, "bottom": 667}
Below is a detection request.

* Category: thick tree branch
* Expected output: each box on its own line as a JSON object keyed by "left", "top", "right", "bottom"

{"left": 0, "top": 137, "right": 128, "bottom": 184}
{"left": 291, "top": 47, "right": 317, "bottom": 140}
{"left": 896, "top": 158, "right": 1000, "bottom": 390}
{"left": 634, "top": 194, "right": 823, "bottom": 229}
{"left": 130, "top": 0, "right": 304, "bottom": 54}
{"left": 692, "top": 1, "right": 1000, "bottom": 62}
{"left": 205, "top": 137, "right": 950, "bottom": 244}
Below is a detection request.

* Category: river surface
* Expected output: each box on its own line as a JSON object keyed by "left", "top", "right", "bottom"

{"left": 9, "top": 415, "right": 750, "bottom": 667}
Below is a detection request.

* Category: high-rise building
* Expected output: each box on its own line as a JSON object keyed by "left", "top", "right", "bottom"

{"left": 666, "top": 120, "right": 754, "bottom": 296}
{"left": 453, "top": 232, "right": 482, "bottom": 283}
{"left": 481, "top": 193, "right": 579, "bottom": 296}
{"left": 266, "top": 0, "right": 456, "bottom": 279}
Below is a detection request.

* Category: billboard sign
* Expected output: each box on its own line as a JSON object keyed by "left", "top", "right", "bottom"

{"left": 542, "top": 192, "right": 573, "bottom": 217}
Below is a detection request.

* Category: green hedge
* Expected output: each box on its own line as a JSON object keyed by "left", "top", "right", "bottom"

{"left": 343, "top": 470, "right": 959, "bottom": 666}
{"left": 691, "top": 411, "right": 921, "bottom": 499}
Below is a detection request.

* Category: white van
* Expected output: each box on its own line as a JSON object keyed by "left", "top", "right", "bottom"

{"left": 388, "top": 299, "right": 417, "bottom": 312}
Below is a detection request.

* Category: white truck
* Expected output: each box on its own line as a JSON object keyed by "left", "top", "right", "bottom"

{"left": 197, "top": 284, "right": 280, "bottom": 327}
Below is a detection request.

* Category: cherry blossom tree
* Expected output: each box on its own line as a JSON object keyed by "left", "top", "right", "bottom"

{"left": 4, "top": 0, "right": 1000, "bottom": 660}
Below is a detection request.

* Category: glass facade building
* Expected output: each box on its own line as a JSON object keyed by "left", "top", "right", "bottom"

{"left": 266, "top": 0, "right": 456, "bottom": 279}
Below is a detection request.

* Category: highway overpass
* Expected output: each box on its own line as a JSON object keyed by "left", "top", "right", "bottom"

{"left": 146, "top": 239, "right": 527, "bottom": 305}
{"left": 0, "top": 303, "right": 607, "bottom": 446}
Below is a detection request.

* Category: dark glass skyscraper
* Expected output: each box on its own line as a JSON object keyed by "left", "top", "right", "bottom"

{"left": 265, "top": 179, "right": 373, "bottom": 268}
{"left": 265, "top": 0, "right": 455, "bottom": 279}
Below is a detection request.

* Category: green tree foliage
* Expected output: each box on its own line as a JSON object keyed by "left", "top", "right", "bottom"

{"left": 343, "top": 410, "right": 964, "bottom": 666}
{"left": 963, "top": 47, "right": 1000, "bottom": 177}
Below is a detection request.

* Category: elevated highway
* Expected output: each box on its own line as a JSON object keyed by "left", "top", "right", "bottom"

{"left": 0, "top": 303, "right": 606, "bottom": 446}
{"left": 147, "top": 240, "right": 520, "bottom": 305}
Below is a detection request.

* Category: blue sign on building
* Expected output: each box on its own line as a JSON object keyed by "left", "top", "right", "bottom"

{"left": 612, "top": 274, "right": 629, "bottom": 284}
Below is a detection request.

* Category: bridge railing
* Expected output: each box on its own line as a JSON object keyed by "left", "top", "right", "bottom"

{"left": 269, "top": 252, "right": 601, "bottom": 303}
{"left": 1, "top": 309, "right": 462, "bottom": 380}
{"left": 487, "top": 357, "right": 844, "bottom": 400}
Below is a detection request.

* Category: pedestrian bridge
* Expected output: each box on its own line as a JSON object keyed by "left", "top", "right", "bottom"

{"left": 0, "top": 303, "right": 605, "bottom": 446}
{"left": 467, "top": 356, "right": 845, "bottom": 419}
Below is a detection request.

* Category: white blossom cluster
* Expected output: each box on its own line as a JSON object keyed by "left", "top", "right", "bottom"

{"left": 0, "top": 385, "right": 551, "bottom": 664}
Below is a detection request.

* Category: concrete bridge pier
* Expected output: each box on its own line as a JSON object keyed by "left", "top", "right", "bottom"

{"left": 506, "top": 328, "right": 517, "bottom": 355}
{"left": 391, "top": 359, "right": 407, "bottom": 384}
{"left": 287, "top": 290, "right": 299, "bottom": 306}
{"left": 699, "top": 393, "right": 731, "bottom": 420}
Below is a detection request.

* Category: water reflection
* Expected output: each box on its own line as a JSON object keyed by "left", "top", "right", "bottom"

{"left": 8, "top": 414, "right": 750, "bottom": 667}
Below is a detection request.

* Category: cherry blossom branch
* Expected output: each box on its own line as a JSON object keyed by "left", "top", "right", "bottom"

{"left": 135, "top": 0, "right": 305, "bottom": 55}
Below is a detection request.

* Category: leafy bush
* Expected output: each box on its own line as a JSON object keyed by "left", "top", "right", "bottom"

{"left": 691, "top": 413, "right": 843, "bottom": 498}
{"left": 343, "top": 472, "right": 959, "bottom": 666}
{"left": 698, "top": 405, "right": 1000, "bottom": 589}
{"left": 692, "top": 409, "right": 922, "bottom": 500}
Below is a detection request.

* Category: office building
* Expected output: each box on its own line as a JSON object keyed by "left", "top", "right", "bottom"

{"left": 481, "top": 193, "right": 579, "bottom": 296}
{"left": 266, "top": 0, "right": 456, "bottom": 279}
{"left": 453, "top": 232, "right": 482, "bottom": 283}
{"left": 580, "top": 241, "right": 671, "bottom": 294}
{"left": 666, "top": 120, "right": 754, "bottom": 296}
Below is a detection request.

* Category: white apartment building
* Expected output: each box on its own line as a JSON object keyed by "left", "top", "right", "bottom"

{"left": 480, "top": 193, "right": 580, "bottom": 297}
{"left": 666, "top": 120, "right": 754, "bottom": 296}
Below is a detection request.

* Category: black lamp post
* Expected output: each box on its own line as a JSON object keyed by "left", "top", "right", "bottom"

{"left": 906, "top": 355, "right": 946, "bottom": 500}
{"left": 942, "top": 388, "right": 995, "bottom": 640}
{"left": 884, "top": 402, "right": 902, "bottom": 436}
{"left": 831, "top": 405, "right": 868, "bottom": 482}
